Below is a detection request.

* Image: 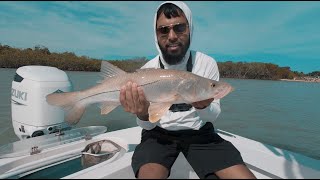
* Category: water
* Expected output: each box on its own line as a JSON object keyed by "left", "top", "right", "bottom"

{"left": 0, "top": 68, "right": 319, "bottom": 160}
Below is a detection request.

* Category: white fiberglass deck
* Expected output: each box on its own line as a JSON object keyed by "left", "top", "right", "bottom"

{"left": 0, "top": 126, "right": 319, "bottom": 179}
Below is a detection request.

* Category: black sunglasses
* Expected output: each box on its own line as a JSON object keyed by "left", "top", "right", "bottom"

{"left": 157, "top": 23, "right": 189, "bottom": 35}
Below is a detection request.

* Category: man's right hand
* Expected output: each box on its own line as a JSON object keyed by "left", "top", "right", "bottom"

{"left": 119, "top": 81, "right": 150, "bottom": 121}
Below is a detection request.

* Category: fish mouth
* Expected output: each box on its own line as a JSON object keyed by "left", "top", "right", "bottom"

{"left": 214, "top": 84, "right": 234, "bottom": 100}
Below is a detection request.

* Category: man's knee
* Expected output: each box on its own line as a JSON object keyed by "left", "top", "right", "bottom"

{"left": 215, "top": 164, "right": 256, "bottom": 179}
{"left": 138, "top": 163, "right": 169, "bottom": 179}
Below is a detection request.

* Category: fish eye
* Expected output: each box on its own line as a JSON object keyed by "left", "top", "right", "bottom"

{"left": 211, "top": 83, "right": 216, "bottom": 87}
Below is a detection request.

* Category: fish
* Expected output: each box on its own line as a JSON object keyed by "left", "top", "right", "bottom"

{"left": 46, "top": 60, "right": 234, "bottom": 125}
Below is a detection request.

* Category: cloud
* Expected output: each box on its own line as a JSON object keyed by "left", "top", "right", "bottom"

{"left": 1, "top": 1, "right": 320, "bottom": 72}
{"left": 0, "top": 1, "right": 159, "bottom": 59}
{"left": 189, "top": 2, "right": 320, "bottom": 56}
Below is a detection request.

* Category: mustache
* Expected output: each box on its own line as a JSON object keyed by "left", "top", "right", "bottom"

{"left": 166, "top": 42, "right": 182, "bottom": 47}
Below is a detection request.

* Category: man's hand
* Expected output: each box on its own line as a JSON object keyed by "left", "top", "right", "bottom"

{"left": 191, "top": 98, "right": 214, "bottom": 109}
{"left": 119, "top": 81, "right": 150, "bottom": 121}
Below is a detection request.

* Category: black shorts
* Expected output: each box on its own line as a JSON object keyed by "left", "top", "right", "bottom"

{"left": 131, "top": 122, "right": 245, "bottom": 179}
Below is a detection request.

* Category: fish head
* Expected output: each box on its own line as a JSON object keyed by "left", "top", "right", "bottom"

{"left": 194, "top": 79, "right": 234, "bottom": 101}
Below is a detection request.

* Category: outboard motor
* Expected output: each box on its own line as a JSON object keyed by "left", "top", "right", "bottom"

{"left": 11, "top": 66, "right": 73, "bottom": 140}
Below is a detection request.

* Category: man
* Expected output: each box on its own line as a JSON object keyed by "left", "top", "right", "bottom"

{"left": 119, "top": 1, "right": 256, "bottom": 179}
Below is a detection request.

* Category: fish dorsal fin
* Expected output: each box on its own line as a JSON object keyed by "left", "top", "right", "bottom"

{"left": 148, "top": 102, "right": 172, "bottom": 123}
{"left": 99, "top": 61, "right": 127, "bottom": 82}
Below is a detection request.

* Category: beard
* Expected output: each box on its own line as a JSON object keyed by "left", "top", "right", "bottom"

{"left": 159, "top": 40, "right": 190, "bottom": 65}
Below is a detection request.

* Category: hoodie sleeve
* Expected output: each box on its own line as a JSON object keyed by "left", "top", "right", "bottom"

{"left": 194, "top": 53, "right": 222, "bottom": 123}
{"left": 136, "top": 117, "right": 157, "bottom": 130}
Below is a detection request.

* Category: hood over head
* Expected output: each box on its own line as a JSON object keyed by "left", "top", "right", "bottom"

{"left": 154, "top": 1, "right": 193, "bottom": 70}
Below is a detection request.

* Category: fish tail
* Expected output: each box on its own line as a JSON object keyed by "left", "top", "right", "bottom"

{"left": 46, "top": 91, "right": 81, "bottom": 107}
{"left": 46, "top": 91, "right": 85, "bottom": 125}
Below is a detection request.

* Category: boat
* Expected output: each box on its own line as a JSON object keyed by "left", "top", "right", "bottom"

{"left": 1, "top": 125, "right": 320, "bottom": 179}
{"left": 0, "top": 65, "right": 319, "bottom": 179}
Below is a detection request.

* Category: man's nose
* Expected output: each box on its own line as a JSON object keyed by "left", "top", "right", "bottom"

{"left": 168, "top": 29, "right": 178, "bottom": 42}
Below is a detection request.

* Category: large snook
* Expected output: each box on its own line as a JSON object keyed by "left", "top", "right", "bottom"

{"left": 46, "top": 61, "right": 233, "bottom": 125}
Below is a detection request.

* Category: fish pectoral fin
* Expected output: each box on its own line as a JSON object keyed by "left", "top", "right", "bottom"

{"left": 99, "top": 103, "right": 119, "bottom": 115}
{"left": 176, "top": 79, "right": 197, "bottom": 102}
{"left": 148, "top": 102, "right": 172, "bottom": 123}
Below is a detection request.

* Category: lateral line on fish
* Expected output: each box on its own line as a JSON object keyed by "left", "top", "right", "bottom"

{"left": 78, "top": 80, "right": 162, "bottom": 101}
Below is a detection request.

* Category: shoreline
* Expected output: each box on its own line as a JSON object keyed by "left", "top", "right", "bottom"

{"left": 280, "top": 78, "right": 320, "bottom": 83}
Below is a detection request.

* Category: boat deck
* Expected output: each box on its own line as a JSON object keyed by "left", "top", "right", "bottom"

{"left": 64, "top": 126, "right": 320, "bottom": 179}
{"left": 1, "top": 126, "right": 319, "bottom": 179}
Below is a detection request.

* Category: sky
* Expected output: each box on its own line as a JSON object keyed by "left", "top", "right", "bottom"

{"left": 1, "top": 1, "right": 320, "bottom": 73}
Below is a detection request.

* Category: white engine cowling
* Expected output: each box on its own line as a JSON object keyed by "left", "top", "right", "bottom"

{"left": 11, "top": 66, "right": 73, "bottom": 140}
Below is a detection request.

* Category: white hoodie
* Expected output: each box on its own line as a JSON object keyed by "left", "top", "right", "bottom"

{"left": 136, "top": 1, "right": 221, "bottom": 131}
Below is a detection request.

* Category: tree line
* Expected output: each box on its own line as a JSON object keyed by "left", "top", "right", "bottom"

{"left": 218, "top": 61, "right": 303, "bottom": 80}
{"left": 0, "top": 44, "right": 316, "bottom": 80}
{"left": 0, "top": 44, "right": 146, "bottom": 72}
